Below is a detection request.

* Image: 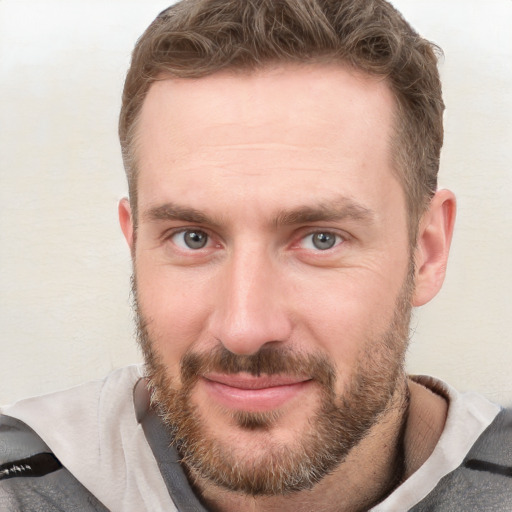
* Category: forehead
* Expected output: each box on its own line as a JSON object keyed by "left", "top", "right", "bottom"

{"left": 138, "top": 63, "right": 395, "bottom": 150}
{"left": 135, "top": 63, "right": 400, "bottom": 218}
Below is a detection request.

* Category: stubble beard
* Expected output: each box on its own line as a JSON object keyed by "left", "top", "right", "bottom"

{"left": 133, "top": 271, "right": 414, "bottom": 496}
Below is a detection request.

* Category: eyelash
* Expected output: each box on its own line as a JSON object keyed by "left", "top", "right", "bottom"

{"left": 164, "top": 227, "right": 347, "bottom": 254}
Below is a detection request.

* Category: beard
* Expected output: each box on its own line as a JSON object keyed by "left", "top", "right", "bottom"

{"left": 133, "top": 270, "right": 414, "bottom": 496}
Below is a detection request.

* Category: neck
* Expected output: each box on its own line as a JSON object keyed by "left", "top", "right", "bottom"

{"left": 402, "top": 377, "right": 448, "bottom": 479}
{"left": 188, "top": 377, "right": 439, "bottom": 512}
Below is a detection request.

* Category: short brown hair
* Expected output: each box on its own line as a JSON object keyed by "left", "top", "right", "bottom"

{"left": 119, "top": 0, "right": 444, "bottom": 239}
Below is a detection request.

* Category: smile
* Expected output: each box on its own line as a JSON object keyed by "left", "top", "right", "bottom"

{"left": 201, "top": 373, "right": 313, "bottom": 412}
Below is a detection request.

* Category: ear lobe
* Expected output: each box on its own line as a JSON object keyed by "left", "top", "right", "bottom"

{"left": 412, "top": 189, "right": 456, "bottom": 307}
{"left": 118, "top": 197, "right": 135, "bottom": 254}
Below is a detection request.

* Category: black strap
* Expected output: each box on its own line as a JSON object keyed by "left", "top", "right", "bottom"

{"left": 465, "top": 458, "right": 512, "bottom": 478}
{"left": 0, "top": 452, "right": 62, "bottom": 481}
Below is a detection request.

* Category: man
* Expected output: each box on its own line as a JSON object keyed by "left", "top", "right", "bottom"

{"left": 1, "top": 0, "right": 510, "bottom": 510}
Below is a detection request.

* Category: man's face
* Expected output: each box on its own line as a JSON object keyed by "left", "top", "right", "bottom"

{"left": 127, "top": 64, "right": 414, "bottom": 494}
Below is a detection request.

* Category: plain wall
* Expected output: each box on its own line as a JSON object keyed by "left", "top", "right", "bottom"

{"left": 1, "top": 0, "right": 511, "bottom": 405}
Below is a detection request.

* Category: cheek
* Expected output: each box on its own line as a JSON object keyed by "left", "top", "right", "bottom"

{"left": 293, "top": 268, "right": 405, "bottom": 368}
{"left": 134, "top": 259, "right": 214, "bottom": 364}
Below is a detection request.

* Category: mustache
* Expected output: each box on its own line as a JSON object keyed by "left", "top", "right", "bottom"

{"left": 179, "top": 345, "right": 336, "bottom": 390}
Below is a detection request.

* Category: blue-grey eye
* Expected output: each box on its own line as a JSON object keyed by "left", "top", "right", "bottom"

{"left": 312, "top": 232, "right": 336, "bottom": 250}
{"left": 300, "top": 232, "right": 341, "bottom": 251}
{"left": 173, "top": 230, "right": 209, "bottom": 249}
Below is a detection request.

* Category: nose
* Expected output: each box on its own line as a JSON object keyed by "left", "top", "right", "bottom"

{"left": 207, "top": 244, "right": 293, "bottom": 356}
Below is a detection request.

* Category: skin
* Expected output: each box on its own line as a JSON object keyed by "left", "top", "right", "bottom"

{"left": 119, "top": 63, "right": 456, "bottom": 511}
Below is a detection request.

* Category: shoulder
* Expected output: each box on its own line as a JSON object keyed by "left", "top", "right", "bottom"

{"left": 411, "top": 407, "right": 512, "bottom": 511}
{"left": 0, "top": 367, "right": 145, "bottom": 512}
{"left": 0, "top": 366, "right": 175, "bottom": 512}
{"left": 0, "top": 414, "right": 109, "bottom": 511}
{"left": 463, "top": 406, "right": 512, "bottom": 483}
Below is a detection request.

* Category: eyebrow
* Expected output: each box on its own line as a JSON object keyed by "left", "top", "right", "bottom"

{"left": 142, "top": 197, "right": 375, "bottom": 227}
{"left": 143, "top": 203, "right": 212, "bottom": 225}
{"left": 273, "top": 199, "right": 375, "bottom": 226}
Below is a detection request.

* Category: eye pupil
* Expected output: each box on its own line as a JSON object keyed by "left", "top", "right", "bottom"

{"left": 312, "top": 232, "right": 336, "bottom": 250}
{"left": 184, "top": 230, "right": 208, "bottom": 249}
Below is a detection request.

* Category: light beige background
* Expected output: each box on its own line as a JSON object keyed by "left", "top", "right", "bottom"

{"left": 1, "top": 0, "right": 511, "bottom": 405}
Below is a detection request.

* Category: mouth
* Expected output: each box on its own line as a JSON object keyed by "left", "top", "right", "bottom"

{"left": 201, "top": 373, "right": 313, "bottom": 412}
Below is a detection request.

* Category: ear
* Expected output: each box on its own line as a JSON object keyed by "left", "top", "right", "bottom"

{"left": 412, "top": 189, "right": 456, "bottom": 307}
{"left": 118, "top": 197, "right": 135, "bottom": 255}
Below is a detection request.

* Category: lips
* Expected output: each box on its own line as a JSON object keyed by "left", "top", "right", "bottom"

{"left": 201, "top": 373, "right": 313, "bottom": 412}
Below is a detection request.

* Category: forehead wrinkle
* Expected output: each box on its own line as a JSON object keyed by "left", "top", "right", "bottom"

{"left": 273, "top": 198, "right": 376, "bottom": 227}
